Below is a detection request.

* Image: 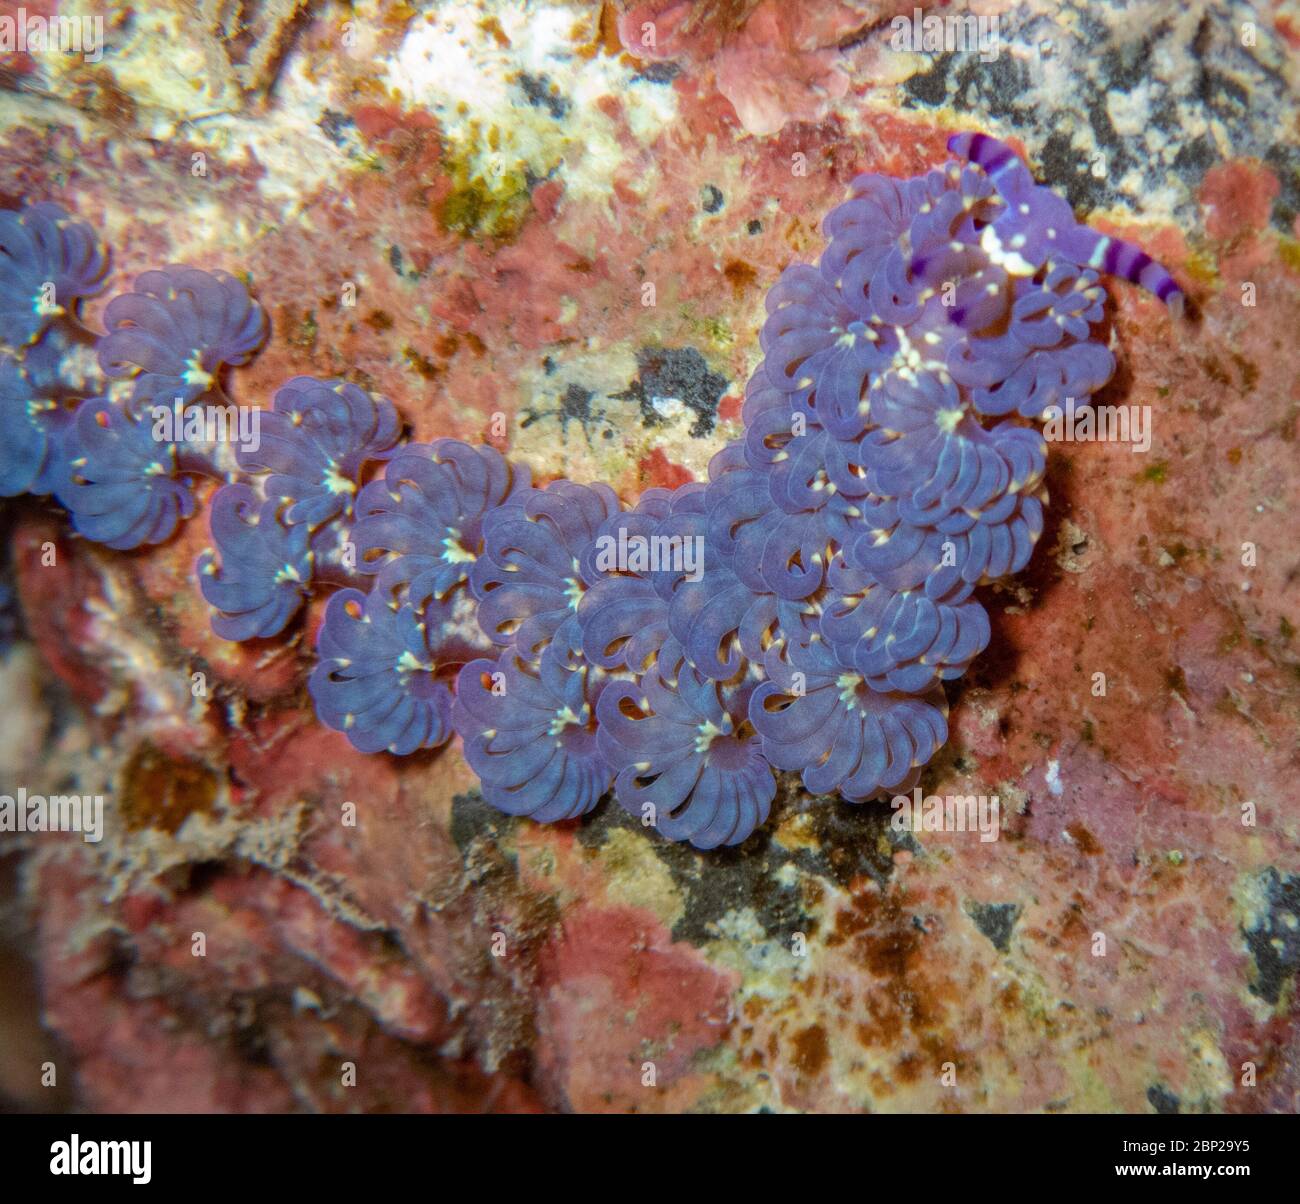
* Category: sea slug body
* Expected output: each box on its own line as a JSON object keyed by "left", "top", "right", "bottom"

{"left": 0, "top": 352, "right": 68, "bottom": 498}
{"left": 452, "top": 647, "right": 612, "bottom": 822}
{"left": 0, "top": 202, "right": 108, "bottom": 350}
{"left": 597, "top": 638, "right": 775, "bottom": 848}
{"left": 198, "top": 484, "right": 314, "bottom": 641}
{"left": 469, "top": 479, "right": 621, "bottom": 664}
{"left": 199, "top": 378, "right": 403, "bottom": 638}
{"left": 352, "top": 439, "right": 531, "bottom": 611}
{"left": 750, "top": 632, "right": 949, "bottom": 802}
{"left": 310, "top": 585, "right": 461, "bottom": 756}
{"left": 237, "top": 376, "right": 402, "bottom": 528}
{"left": 97, "top": 265, "right": 267, "bottom": 411}
{"left": 56, "top": 398, "right": 197, "bottom": 550}
{"left": 0, "top": 131, "right": 1184, "bottom": 848}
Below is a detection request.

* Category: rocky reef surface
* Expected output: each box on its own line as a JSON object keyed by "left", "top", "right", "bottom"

{"left": 0, "top": 0, "right": 1297, "bottom": 1113}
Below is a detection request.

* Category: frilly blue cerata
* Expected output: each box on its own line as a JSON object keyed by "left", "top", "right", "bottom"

{"left": 98, "top": 264, "right": 267, "bottom": 410}
{"left": 0, "top": 132, "right": 1184, "bottom": 849}
{"left": 0, "top": 202, "right": 107, "bottom": 350}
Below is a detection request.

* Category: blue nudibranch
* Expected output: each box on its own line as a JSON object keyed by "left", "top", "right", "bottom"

{"left": 0, "top": 133, "right": 1183, "bottom": 849}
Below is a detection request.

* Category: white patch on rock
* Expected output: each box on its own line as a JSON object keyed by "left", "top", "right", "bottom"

{"left": 385, "top": 0, "right": 678, "bottom": 207}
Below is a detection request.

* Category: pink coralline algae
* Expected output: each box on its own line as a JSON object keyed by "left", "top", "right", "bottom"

{"left": 615, "top": 0, "right": 900, "bottom": 136}
{"left": 0, "top": 133, "right": 1183, "bottom": 851}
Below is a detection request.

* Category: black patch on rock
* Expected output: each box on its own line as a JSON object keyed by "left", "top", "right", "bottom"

{"left": 559, "top": 383, "right": 597, "bottom": 423}
{"left": 965, "top": 901, "right": 1022, "bottom": 953}
{"left": 229, "top": 994, "right": 275, "bottom": 1067}
{"left": 701, "top": 184, "right": 724, "bottom": 214}
{"left": 788, "top": 795, "right": 911, "bottom": 891}
{"left": 575, "top": 779, "right": 916, "bottom": 948}
{"left": 902, "top": 54, "right": 952, "bottom": 107}
{"left": 1171, "top": 133, "right": 1220, "bottom": 187}
{"left": 1099, "top": 24, "right": 1172, "bottom": 96}
{"left": 1037, "top": 130, "right": 1114, "bottom": 219}
{"left": 636, "top": 61, "right": 681, "bottom": 85}
{"left": 1198, "top": 65, "right": 1250, "bottom": 120}
{"left": 450, "top": 789, "right": 517, "bottom": 858}
{"left": 576, "top": 797, "right": 811, "bottom": 948}
{"left": 1263, "top": 142, "right": 1300, "bottom": 233}
{"left": 516, "top": 72, "right": 570, "bottom": 120}
{"left": 318, "top": 109, "right": 354, "bottom": 146}
{"left": 613, "top": 346, "right": 728, "bottom": 437}
{"left": 891, "top": 0, "right": 1298, "bottom": 233}
{"left": 519, "top": 382, "right": 614, "bottom": 443}
{"left": 1243, "top": 868, "right": 1300, "bottom": 1006}
{"left": 953, "top": 52, "right": 1032, "bottom": 121}
{"left": 1146, "top": 1084, "right": 1181, "bottom": 1115}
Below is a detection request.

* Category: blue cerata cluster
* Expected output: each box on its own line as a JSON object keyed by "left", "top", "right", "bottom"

{"left": 0, "top": 207, "right": 269, "bottom": 549}
{"left": 0, "top": 133, "right": 1183, "bottom": 849}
